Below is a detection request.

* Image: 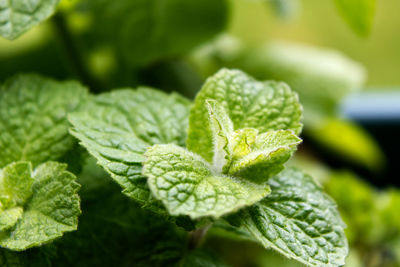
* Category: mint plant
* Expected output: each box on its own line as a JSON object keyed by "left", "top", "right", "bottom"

{"left": 0, "top": 74, "right": 85, "bottom": 252}
{"left": 0, "top": 0, "right": 390, "bottom": 266}
{"left": 68, "top": 68, "right": 348, "bottom": 266}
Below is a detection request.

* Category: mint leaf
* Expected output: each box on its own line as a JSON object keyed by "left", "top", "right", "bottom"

{"left": 0, "top": 162, "right": 34, "bottom": 207}
{"left": 204, "top": 99, "right": 301, "bottom": 182}
{"left": 227, "top": 130, "right": 302, "bottom": 183}
{"left": 235, "top": 168, "right": 347, "bottom": 267}
{"left": 143, "top": 144, "right": 270, "bottom": 219}
{"left": 0, "top": 0, "right": 60, "bottom": 40}
{"left": 0, "top": 161, "right": 81, "bottom": 251}
{"left": 69, "top": 88, "right": 190, "bottom": 205}
{"left": 334, "top": 0, "right": 375, "bottom": 36}
{"left": 205, "top": 99, "right": 234, "bottom": 171}
{"left": 187, "top": 68, "right": 302, "bottom": 162}
{"left": 0, "top": 207, "right": 23, "bottom": 232}
{"left": 0, "top": 74, "right": 88, "bottom": 168}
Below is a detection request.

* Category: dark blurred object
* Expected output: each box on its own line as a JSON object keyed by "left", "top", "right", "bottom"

{"left": 340, "top": 91, "right": 400, "bottom": 186}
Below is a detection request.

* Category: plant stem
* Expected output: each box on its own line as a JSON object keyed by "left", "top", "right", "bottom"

{"left": 188, "top": 225, "right": 211, "bottom": 250}
{"left": 52, "top": 12, "right": 103, "bottom": 93}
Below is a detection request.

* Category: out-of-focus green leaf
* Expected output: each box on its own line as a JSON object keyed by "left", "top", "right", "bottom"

{"left": 0, "top": 0, "right": 60, "bottom": 40}
{"left": 326, "top": 171, "right": 400, "bottom": 266}
{"left": 265, "top": 0, "right": 300, "bottom": 19}
{"left": 81, "top": 0, "right": 228, "bottom": 68}
{"left": 237, "top": 42, "right": 366, "bottom": 125}
{"left": 0, "top": 249, "right": 24, "bottom": 266}
{"left": 179, "top": 250, "right": 230, "bottom": 267}
{"left": 333, "top": 0, "right": 376, "bottom": 36}
{"left": 307, "top": 119, "right": 384, "bottom": 170}
{"left": 324, "top": 171, "right": 375, "bottom": 245}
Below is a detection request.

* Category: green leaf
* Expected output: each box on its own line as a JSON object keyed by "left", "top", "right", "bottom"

{"left": 0, "top": 207, "right": 23, "bottom": 232}
{"left": 266, "top": 0, "right": 300, "bottom": 19}
{"left": 307, "top": 118, "right": 384, "bottom": 170}
{"left": 205, "top": 99, "right": 234, "bottom": 171}
{"left": 187, "top": 68, "right": 302, "bottom": 162}
{"left": 0, "top": 74, "right": 88, "bottom": 168}
{"left": 0, "top": 162, "right": 34, "bottom": 207}
{"left": 143, "top": 144, "right": 270, "bottom": 219}
{"left": 0, "top": 161, "right": 81, "bottom": 251}
{"left": 227, "top": 130, "right": 302, "bottom": 183}
{"left": 235, "top": 168, "right": 348, "bottom": 267}
{"left": 205, "top": 99, "right": 301, "bottom": 181}
{"left": 83, "top": 0, "right": 228, "bottom": 67}
{"left": 0, "top": 0, "right": 60, "bottom": 40}
{"left": 324, "top": 171, "right": 375, "bottom": 245}
{"left": 334, "top": 0, "right": 376, "bottom": 36}
{"left": 69, "top": 88, "right": 191, "bottom": 206}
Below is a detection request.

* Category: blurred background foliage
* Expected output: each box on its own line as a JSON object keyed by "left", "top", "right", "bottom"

{"left": 1, "top": 0, "right": 400, "bottom": 266}
{"left": 230, "top": 0, "right": 400, "bottom": 87}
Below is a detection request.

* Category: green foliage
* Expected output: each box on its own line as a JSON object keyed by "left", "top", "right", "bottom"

{"left": 0, "top": 0, "right": 380, "bottom": 264}
{"left": 69, "top": 88, "right": 190, "bottom": 208}
{"left": 143, "top": 144, "right": 270, "bottom": 219}
{"left": 0, "top": 249, "right": 24, "bottom": 266}
{"left": 70, "top": 68, "right": 348, "bottom": 266}
{"left": 0, "top": 74, "right": 88, "bottom": 168}
{"left": 80, "top": 0, "right": 228, "bottom": 68}
{"left": 0, "top": 161, "right": 80, "bottom": 251}
{"left": 190, "top": 36, "right": 385, "bottom": 170}
{"left": 233, "top": 168, "right": 348, "bottom": 267}
{"left": 187, "top": 68, "right": 302, "bottom": 162}
{"left": 0, "top": 0, "right": 60, "bottom": 40}
{"left": 0, "top": 74, "right": 85, "bottom": 253}
{"left": 325, "top": 171, "right": 400, "bottom": 266}
{"left": 307, "top": 119, "right": 384, "bottom": 170}
{"left": 334, "top": 0, "right": 376, "bottom": 36}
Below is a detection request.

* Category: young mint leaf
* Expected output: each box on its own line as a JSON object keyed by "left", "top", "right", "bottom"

{"left": 143, "top": 144, "right": 270, "bottom": 219}
{"left": 0, "top": 207, "right": 23, "bottom": 232}
{"left": 0, "top": 0, "right": 60, "bottom": 40}
{"left": 187, "top": 68, "right": 302, "bottom": 162}
{"left": 235, "top": 168, "right": 348, "bottom": 267}
{"left": 227, "top": 130, "right": 302, "bottom": 183}
{"left": 0, "top": 161, "right": 81, "bottom": 251}
{"left": 205, "top": 99, "right": 234, "bottom": 171}
{"left": 69, "top": 88, "right": 190, "bottom": 206}
{"left": 205, "top": 99, "right": 302, "bottom": 182}
{"left": 0, "top": 74, "right": 88, "bottom": 168}
{"left": 334, "top": 0, "right": 375, "bottom": 36}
